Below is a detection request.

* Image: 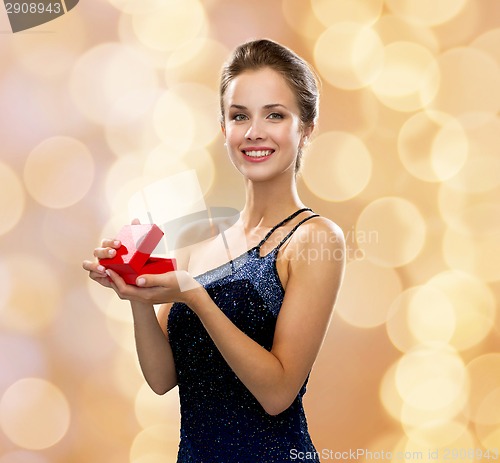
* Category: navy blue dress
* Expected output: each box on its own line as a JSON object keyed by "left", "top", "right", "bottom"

{"left": 168, "top": 208, "right": 321, "bottom": 462}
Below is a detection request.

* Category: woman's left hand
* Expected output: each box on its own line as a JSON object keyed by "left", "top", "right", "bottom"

{"left": 105, "top": 269, "right": 204, "bottom": 307}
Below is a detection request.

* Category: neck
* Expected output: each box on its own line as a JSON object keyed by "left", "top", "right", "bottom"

{"left": 239, "top": 172, "right": 304, "bottom": 229}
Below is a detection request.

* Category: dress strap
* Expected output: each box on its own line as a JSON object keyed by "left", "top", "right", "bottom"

{"left": 274, "top": 213, "right": 320, "bottom": 252}
{"left": 256, "top": 207, "right": 314, "bottom": 250}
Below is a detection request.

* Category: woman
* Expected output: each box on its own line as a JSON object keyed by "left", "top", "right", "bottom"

{"left": 83, "top": 39, "right": 345, "bottom": 462}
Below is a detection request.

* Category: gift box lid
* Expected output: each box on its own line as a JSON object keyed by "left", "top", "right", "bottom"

{"left": 99, "top": 224, "right": 164, "bottom": 274}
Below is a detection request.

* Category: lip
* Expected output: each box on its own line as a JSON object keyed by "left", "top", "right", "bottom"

{"left": 241, "top": 147, "right": 275, "bottom": 163}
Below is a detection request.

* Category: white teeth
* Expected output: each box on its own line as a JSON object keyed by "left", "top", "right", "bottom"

{"left": 244, "top": 150, "right": 273, "bottom": 158}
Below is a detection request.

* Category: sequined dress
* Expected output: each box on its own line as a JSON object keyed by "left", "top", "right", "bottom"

{"left": 168, "top": 208, "right": 321, "bottom": 463}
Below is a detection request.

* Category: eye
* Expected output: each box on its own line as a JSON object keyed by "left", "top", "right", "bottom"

{"left": 267, "top": 112, "right": 284, "bottom": 120}
{"left": 232, "top": 113, "right": 248, "bottom": 121}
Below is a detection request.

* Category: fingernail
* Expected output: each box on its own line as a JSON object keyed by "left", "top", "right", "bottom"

{"left": 109, "top": 249, "right": 116, "bottom": 256}
{"left": 97, "top": 265, "right": 106, "bottom": 273}
{"left": 114, "top": 240, "right": 120, "bottom": 247}
{"left": 105, "top": 270, "right": 112, "bottom": 277}
{"left": 136, "top": 278, "right": 146, "bottom": 286}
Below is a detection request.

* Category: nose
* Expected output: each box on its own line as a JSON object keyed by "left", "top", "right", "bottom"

{"left": 245, "top": 118, "right": 264, "bottom": 140}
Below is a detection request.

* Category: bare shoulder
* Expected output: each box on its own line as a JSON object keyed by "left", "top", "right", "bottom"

{"left": 279, "top": 215, "right": 346, "bottom": 278}
{"left": 291, "top": 215, "right": 345, "bottom": 252}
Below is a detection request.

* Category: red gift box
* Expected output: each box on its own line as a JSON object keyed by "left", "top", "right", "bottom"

{"left": 99, "top": 224, "right": 176, "bottom": 285}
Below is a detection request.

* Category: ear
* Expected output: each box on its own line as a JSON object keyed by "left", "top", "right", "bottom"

{"left": 220, "top": 122, "right": 226, "bottom": 138}
{"left": 300, "top": 123, "right": 314, "bottom": 147}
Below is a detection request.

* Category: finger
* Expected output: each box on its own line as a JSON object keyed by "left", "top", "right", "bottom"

{"left": 93, "top": 247, "right": 119, "bottom": 259}
{"left": 131, "top": 218, "right": 141, "bottom": 225}
{"left": 106, "top": 269, "right": 149, "bottom": 300}
{"left": 100, "top": 238, "right": 122, "bottom": 248}
{"left": 135, "top": 273, "right": 170, "bottom": 288}
{"left": 82, "top": 259, "right": 106, "bottom": 274}
{"left": 105, "top": 269, "right": 135, "bottom": 294}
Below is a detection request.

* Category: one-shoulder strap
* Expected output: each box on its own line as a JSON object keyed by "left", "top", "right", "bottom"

{"left": 257, "top": 207, "right": 314, "bottom": 250}
{"left": 274, "top": 213, "right": 320, "bottom": 252}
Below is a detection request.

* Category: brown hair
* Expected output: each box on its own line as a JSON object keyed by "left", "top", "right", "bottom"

{"left": 220, "top": 39, "right": 320, "bottom": 172}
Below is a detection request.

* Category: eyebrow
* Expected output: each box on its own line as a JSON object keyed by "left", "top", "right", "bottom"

{"left": 229, "top": 103, "right": 289, "bottom": 110}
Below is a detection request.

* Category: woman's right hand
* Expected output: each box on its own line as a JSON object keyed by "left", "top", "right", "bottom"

{"left": 82, "top": 238, "right": 122, "bottom": 289}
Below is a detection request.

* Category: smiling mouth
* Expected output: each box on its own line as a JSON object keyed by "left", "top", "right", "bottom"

{"left": 242, "top": 149, "right": 274, "bottom": 158}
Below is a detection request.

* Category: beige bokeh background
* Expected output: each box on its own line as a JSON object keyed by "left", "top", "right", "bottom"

{"left": 1, "top": 0, "right": 500, "bottom": 462}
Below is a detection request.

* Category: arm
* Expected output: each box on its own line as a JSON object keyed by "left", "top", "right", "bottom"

{"left": 82, "top": 218, "right": 194, "bottom": 395}
{"left": 187, "top": 218, "right": 345, "bottom": 415}
{"left": 95, "top": 218, "right": 344, "bottom": 411}
{"left": 130, "top": 301, "right": 177, "bottom": 394}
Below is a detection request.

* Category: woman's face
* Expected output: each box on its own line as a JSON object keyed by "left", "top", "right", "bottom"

{"left": 221, "top": 67, "right": 311, "bottom": 182}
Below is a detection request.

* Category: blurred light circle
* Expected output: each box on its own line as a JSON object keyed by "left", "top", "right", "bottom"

{"left": 1, "top": 254, "right": 62, "bottom": 334}
{"left": 314, "top": 22, "right": 384, "bottom": 90}
{"left": 443, "top": 227, "right": 500, "bottom": 283}
{"left": 86, "top": 272, "right": 117, "bottom": 317}
{"left": 334, "top": 260, "right": 402, "bottom": 328}
{"left": 371, "top": 42, "right": 439, "bottom": 112}
{"left": 380, "top": 360, "right": 467, "bottom": 429}
{"left": 428, "top": 48, "right": 500, "bottom": 119}
{"left": 282, "top": 0, "right": 325, "bottom": 40}
{"left": 398, "top": 111, "right": 468, "bottom": 182}
{"left": 444, "top": 115, "right": 500, "bottom": 193}
{"left": 11, "top": 10, "right": 86, "bottom": 78}
{"left": 168, "top": 83, "right": 220, "bottom": 148}
{"left": 356, "top": 197, "right": 426, "bottom": 267}
{"left": 385, "top": 0, "right": 468, "bottom": 26}
{"left": 78, "top": 375, "right": 139, "bottom": 452}
{"left": 395, "top": 430, "right": 475, "bottom": 463}
{"left": 105, "top": 177, "right": 150, "bottom": 223}
{"left": 477, "top": 428, "right": 500, "bottom": 458}
{"left": 443, "top": 202, "right": 500, "bottom": 237}
{"left": 111, "top": 350, "right": 144, "bottom": 400}
{"left": 466, "top": 354, "right": 500, "bottom": 423}
{"left": 0, "top": 378, "right": 70, "bottom": 450}
{"left": 0, "top": 451, "right": 48, "bottom": 463}
{"left": 142, "top": 145, "right": 189, "bottom": 184}
{"left": 104, "top": 155, "right": 145, "bottom": 209}
{"left": 407, "top": 285, "right": 456, "bottom": 347}
{"left": 311, "top": 0, "right": 383, "bottom": 27}
{"left": 438, "top": 183, "right": 500, "bottom": 235}
{"left": 131, "top": 0, "right": 205, "bottom": 52}
{"left": 374, "top": 14, "right": 439, "bottom": 53}
{"left": 164, "top": 38, "right": 229, "bottom": 88}
{"left": 105, "top": 318, "right": 136, "bottom": 353}
{"left": 386, "top": 288, "right": 422, "bottom": 353}
{"left": 427, "top": 271, "right": 496, "bottom": 350}
{"left": 471, "top": 28, "right": 500, "bottom": 66}
{"left": 386, "top": 285, "right": 456, "bottom": 353}
{"left": 105, "top": 88, "right": 162, "bottom": 158}
{"left": 23, "top": 136, "right": 94, "bottom": 209}
{"left": 108, "top": 0, "right": 165, "bottom": 14}
{"left": 0, "top": 162, "right": 25, "bottom": 236}
{"left": 70, "top": 43, "right": 159, "bottom": 124}
{"left": 301, "top": 131, "right": 372, "bottom": 201}
{"left": 99, "top": 296, "right": 136, "bottom": 353}
{"left": 134, "top": 383, "right": 180, "bottom": 429}
{"left": 395, "top": 346, "right": 468, "bottom": 412}
{"left": 475, "top": 388, "right": 500, "bottom": 426}
{"left": 379, "top": 361, "right": 403, "bottom": 422}
{"left": 130, "top": 425, "right": 180, "bottom": 462}
{"left": 42, "top": 206, "right": 102, "bottom": 266}
{"left": 401, "top": 395, "right": 468, "bottom": 430}
{"left": 0, "top": 335, "right": 47, "bottom": 393}
{"left": 143, "top": 148, "right": 215, "bottom": 199}
{"left": 153, "top": 89, "right": 196, "bottom": 152}
{"left": 404, "top": 419, "right": 468, "bottom": 448}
